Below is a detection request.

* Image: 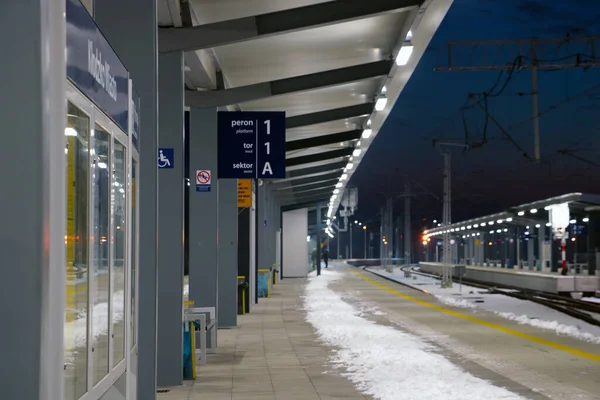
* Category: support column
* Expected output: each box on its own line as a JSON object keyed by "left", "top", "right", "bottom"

{"left": 189, "top": 107, "right": 218, "bottom": 339}
{"left": 0, "top": 1, "right": 65, "bottom": 398}
{"left": 538, "top": 225, "right": 545, "bottom": 270}
{"left": 316, "top": 205, "right": 322, "bottom": 275}
{"left": 528, "top": 235, "right": 535, "bottom": 270}
{"left": 95, "top": 2, "right": 159, "bottom": 398}
{"left": 156, "top": 51, "right": 184, "bottom": 387}
{"left": 218, "top": 179, "right": 238, "bottom": 327}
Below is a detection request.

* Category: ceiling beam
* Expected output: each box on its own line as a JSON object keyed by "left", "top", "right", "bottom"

{"left": 290, "top": 179, "right": 338, "bottom": 195}
{"left": 186, "top": 60, "right": 392, "bottom": 108}
{"left": 278, "top": 185, "right": 335, "bottom": 200}
{"left": 274, "top": 171, "right": 342, "bottom": 190}
{"left": 280, "top": 191, "right": 332, "bottom": 206}
{"left": 286, "top": 129, "right": 362, "bottom": 152}
{"left": 286, "top": 148, "right": 353, "bottom": 167}
{"left": 159, "top": 0, "right": 421, "bottom": 53}
{"left": 286, "top": 103, "right": 373, "bottom": 129}
{"left": 281, "top": 200, "right": 327, "bottom": 212}
{"left": 285, "top": 161, "right": 347, "bottom": 179}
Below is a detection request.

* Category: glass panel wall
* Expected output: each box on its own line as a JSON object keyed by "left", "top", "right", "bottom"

{"left": 64, "top": 85, "right": 136, "bottom": 400}
{"left": 112, "top": 140, "right": 127, "bottom": 364}
{"left": 64, "top": 102, "right": 90, "bottom": 400}
{"left": 91, "top": 124, "right": 111, "bottom": 385}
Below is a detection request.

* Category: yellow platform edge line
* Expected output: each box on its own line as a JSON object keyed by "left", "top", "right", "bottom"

{"left": 351, "top": 269, "right": 600, "bottom": 363}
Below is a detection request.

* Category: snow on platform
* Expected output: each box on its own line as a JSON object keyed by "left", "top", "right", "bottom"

{"left": 366, "top": 266, "right": 600, "bottom": 345}
{"left": 304, "top": 270, "right": 526, "bottom": 400}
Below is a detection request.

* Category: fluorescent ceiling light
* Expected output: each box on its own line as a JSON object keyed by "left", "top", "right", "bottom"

{"left": 367, "top": 119, "right": 372, "bottom": 126}
{"left": 396, "top": 44, "right": 414, "bottom": 66}
{"left": 352, "top": 149, "right": 362, "bottom": 157}
{"left": 65, "top": 127, "right": 78, "bottom": 137}
{"left": 406, "top": 30, "right": 413, "bottom": 41}
{"left": 362, "top": 129, "right": 372, "bottom": 139}
{"left": 346, "top": 163, "right": 354, "bottom": 170}
{"left": 375, "top": 97, "right": 387, "bottom": 111}
{"left": 335, "top": 182, "right": 342, "bottom": 188}
{"left": 381, "top": 85, "right": 387, "bottom": 94}
{"left": 97, "top": 162, "right": 108, "bottom": 169}
{"left": 340, "top": 174, "right": 348, "bottom": 180}
{"left": 517, "top": 211, "right": 525, "bottom": 216}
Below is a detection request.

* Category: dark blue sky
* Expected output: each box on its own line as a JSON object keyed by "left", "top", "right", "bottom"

{"left": 351, "top": 0, "right": 600, "bottom": 225}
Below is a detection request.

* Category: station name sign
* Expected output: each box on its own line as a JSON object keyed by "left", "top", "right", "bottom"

{"left": 66, "top": 0, "right": 129, "bottom": 132}
{"left": 217, "top": 111, "right": 286, "bottom": 179}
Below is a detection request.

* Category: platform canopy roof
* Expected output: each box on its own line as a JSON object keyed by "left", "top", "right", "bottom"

{"left": 158, "top": 0, "right": 453, "bottom": 219}
{"left": 423, "top": 193, "right": 600, "bottom": 240}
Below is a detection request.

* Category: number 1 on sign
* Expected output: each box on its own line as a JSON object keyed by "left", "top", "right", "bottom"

{"left": 264, "top": 142, "right": 270, "bottom": 155}
{"left": 264, "top": 119, "right": 270, "bottom": 135}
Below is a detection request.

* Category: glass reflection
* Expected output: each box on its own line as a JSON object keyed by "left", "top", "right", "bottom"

{"left": 92, "top": 124, "right": 110, "bottom": 385}
{"left": 112, "top": 140, "right": 126, "bottom": 364}
{"left": 64, "top": 102, "right": 90, "bottom": 400}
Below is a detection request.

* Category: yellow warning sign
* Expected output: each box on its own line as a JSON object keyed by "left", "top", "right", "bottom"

{"left": 238, "top": 179, "right": 252, "bottom": 208}
{"left": 475, "top": 239, "right": 481, "bottom": 246}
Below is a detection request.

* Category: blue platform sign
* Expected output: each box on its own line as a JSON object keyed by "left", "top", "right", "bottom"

{"left": 217, "top": 111, "right": 286, "bottom": 179}
{"left": 158, "top": 148, "right": 174, "bottom": 168}
{"left": 66, "top": 0, "right": 129, "bottom": 132}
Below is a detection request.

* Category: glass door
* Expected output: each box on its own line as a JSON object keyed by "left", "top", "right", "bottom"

{"left": 65, "top": 82, "right": 135, "bottom": 400}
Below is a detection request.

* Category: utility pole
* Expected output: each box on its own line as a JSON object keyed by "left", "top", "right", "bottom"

{"left": 432, "top": 139, "right": 467, "bottom": 287}
{"left": 404, "top": 183, "right": 411, "bottom": 265}
{"left": 435, "top": 36, "right": 600, "bottom": 162}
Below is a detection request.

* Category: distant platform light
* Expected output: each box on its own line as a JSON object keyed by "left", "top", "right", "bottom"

{"left": 530, "top": 209, "right": 538, "bottom": 214}
{"left": 583, "top": 217, "right": 590, "bottom": 222}
{"left": 353, "top": 149, "right": 362, "bottom": 157}
{"left": 362, "top": 129, "right": 372, "bottom": 139}
{"left": 569, "top": 219, "right": 576, "bottom": 224}
{"left": 518, "top": 211, "right": 525, "bottom": 216}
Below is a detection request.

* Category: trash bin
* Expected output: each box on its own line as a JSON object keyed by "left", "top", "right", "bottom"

{"left": 182, "top": 320, "right": 196, "bottom": 380}
{"left": 237, "top": 276, "right": 248, "bottom": 315}
{"left": 258, "top": 268, "right": 271, "bottom": 298}
{"left": 273, "top": 267, "right": 278, "bottom": 285}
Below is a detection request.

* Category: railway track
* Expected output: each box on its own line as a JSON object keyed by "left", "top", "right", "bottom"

{"left": 365, "top": 265, "right": 600, "bottom": 328}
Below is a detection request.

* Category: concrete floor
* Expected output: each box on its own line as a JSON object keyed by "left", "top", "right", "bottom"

{"left": 161, "top": 268, "right": 600, "bottom": 400}
{"left": 158, "top": 277, "right": 370, "bottom": 400}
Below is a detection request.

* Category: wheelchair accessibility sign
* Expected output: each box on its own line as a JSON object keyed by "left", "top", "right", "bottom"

{"left": 158, "top": 148, "right": 174, "bottom": 168}
{"left": 196, "top": 170, "right": 211, "bottom": 192}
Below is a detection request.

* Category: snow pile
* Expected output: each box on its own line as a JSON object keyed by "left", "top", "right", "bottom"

{"left": 582, "top": 297, "right": 600, "bottom": 304}
{"left": 435, "top": 295, "right": 478, "bottom": 309}
{"left": 495, "top": 312, "right": 600, "bottom": 345}
{"left": 304, "top": 271, "right": 524, "bottom": 400}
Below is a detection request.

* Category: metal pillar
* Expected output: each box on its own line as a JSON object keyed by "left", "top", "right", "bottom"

{"left": 532, "top": 43, "right": 541, "bottom": 162}
{"left": 363, "top": 228, "right": 367, "bottom": 259}
{"left": 188, "top": 107, "right": 218, "bottom": 345}
{"left": 94, "top": 1, "right": 159, "bottom": 398}
{"left": 337, "top": 226, "right": 340, "bottom": 259}
{"left": 0, "top": 1, "right": 66, "bottom": 398}
{"left": 156, "top": 51, "right": 184, "bottom": 387}
{"left": 527, "top": 236, "right": 535, "bottom": 270}
{"left": 441, "top": 151, "right": 453, "bottom": 287}
{"left": 218, "top": 179, "right": 238, "bottom": 327}
{"left": 316, "top": 204, "right": 322, "bottom": 275}
{"left": 538, "top": 224, "right": 545, "bottom": 271}
{"left": 404, "top": 184, "right": 411, "bottom": 265}
{"left": 349, "top": 222, "right": 353, "bottom": 259}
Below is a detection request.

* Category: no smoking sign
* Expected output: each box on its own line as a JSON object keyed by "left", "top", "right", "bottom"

{"left": 196, "top": 169, "right": 211, "bottom": 192}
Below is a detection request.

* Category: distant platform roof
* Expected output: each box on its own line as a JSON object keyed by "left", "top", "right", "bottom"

{"left": 424, "top": 193, "right": 600, "bottom": 238}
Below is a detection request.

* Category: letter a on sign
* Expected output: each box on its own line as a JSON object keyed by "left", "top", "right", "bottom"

{"left": 261, "top": 162, "right": 273, "bottom": 176}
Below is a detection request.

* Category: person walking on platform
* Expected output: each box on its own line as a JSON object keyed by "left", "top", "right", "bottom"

{"left": 323, "top": 248, "right": 329, "bottom": 269}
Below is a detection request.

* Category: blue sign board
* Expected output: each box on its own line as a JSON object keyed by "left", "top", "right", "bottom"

{"left": 158, "top": 148, "right": 174, "bottom": 169}
{"left": 66, "top": 0, "right": 129, "bottom": 132}
{"left": 217, "top": 111, "right": 286, "bottom": 179}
